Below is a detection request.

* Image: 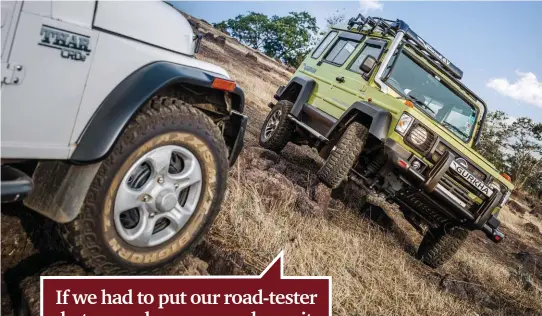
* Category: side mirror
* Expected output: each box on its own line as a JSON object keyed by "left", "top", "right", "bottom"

{"left": 360, "top": 55, "right": 377, "bottom": 74}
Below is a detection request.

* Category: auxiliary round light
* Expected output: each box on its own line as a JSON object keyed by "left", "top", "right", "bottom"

{"left": 409, "top": 126, "right": 429, "bottom": 147}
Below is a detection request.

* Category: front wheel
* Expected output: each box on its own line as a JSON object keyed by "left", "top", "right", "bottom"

{"left": 259, "top": 100, "right": 295, "bottom": 153}
{"left": 317, "top": 122, "right": 368, "bottom": 189}
{"left": 60, "top": 96, "right": 229, "bottom": 275}
{"left": 417, "top": 225, "right": 469, "bottom": 268}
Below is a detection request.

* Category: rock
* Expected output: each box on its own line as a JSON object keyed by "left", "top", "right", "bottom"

{"left": 180, "top": 255, "right": 209, "bottom": 276}
{"left": 242, "top": 147, "right": 279, "bottom": 166}
{"left": 260, "top": 64, "right": 272, "bottom": 72}
{"left": 216, "top": 35, "right": 227, "bottom": 47}
{"left": 524, "top": 222, "right": 541, "bottom": 235}
{"left": 287, "top": 66, "right": 296, "bottom": 73}
{"left": 515, "top": 251, "right": 542, "bottom": 282}
{"left": 269, "top": 161, "right": 288, "bottom": 174}
{"left": 508, "top": 199, "right": 528, "bottom": 215}
{"left": 203, "top": 32, "right": 215, "bottom": 41}
{"left": 439, "top": 274, "right": 500, "bottom": 310}
{"left": 246, "top": 52, "right": 258, "bottom": 62}
{"left": 312, "top": 182, "right": 332, "bottom": 219}
{"left": 189, "top": 20, "right": 201, "bottom": 29}
{"left": 250, "top": 158, "right": 276, "bottom": 171}
{"left": 295, "top": 186, "right": 324, "bottom": 217}
{"left": 200, "top": 19, "right": 212, "bottom": 26}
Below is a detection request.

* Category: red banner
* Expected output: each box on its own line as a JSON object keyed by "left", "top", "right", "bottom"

{"left": 41, "top": 251, "right": 331, "bottom": 316}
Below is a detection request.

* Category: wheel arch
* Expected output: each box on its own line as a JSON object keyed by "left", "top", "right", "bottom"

{"left": 70, "top": 61, "right": 245, "bottom": 163}
{"left": 274, "top": 75, "right": 315, "bottom": 117}
{"left": 325, "top": 101, "right": 391, "bottom": 142}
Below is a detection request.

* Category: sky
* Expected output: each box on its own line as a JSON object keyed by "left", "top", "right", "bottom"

{"left": 172, "top": 0, "right": 542, "bottom": 122}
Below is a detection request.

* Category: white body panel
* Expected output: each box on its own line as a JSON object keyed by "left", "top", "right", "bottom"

{"left": 20, "top": 1, "right": 52, "bottom": 18}
{"left": 1, "top": 9, "right": 98, "bottom": 159}
{"left": 1, "top": 1, "right": 23, "bottom": 59}
{"left": 70, "top": 32, "right": 229, "bottom": 151}
{"left": 52, "top": 1, "right": 94, "bottom": 28}
{"left": 1, "top": 0, "right": 230, "bottom": 160}
{"left": 93, "top": 1, "right": 196, "bottom": 55}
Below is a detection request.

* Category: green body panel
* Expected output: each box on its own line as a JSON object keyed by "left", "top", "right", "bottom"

{"left": 294, "top": 26, "right": 514, "bottom": 192}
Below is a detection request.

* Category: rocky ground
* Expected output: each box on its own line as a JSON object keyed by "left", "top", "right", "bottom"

{"left": 2, "top": 11, "right": 542, "bottom": 316}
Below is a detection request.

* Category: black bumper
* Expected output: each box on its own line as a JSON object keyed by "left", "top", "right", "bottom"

{"left": 384, "top": 139, "right": 504, "bottom": 243}
{"left": 227, "top": 111, "right": 248, "bottom": 167}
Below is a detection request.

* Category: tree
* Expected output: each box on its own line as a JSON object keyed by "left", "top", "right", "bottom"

{"left": 475, "top": 111, "right": 511, "bottom": 171}
{"left": 220, "top": 12, "right": 271, "bottom": 50}
{"left": 264, "top": 12, "right": 319, "bottom": 66}
{"left": 506, "top": 117, "right": 542, "bottom": 190}
{"left": 476, "top": 111, "right": 542, "bottom": 192}
{"left": 215, "top": 11, "right": 319, "bottom": 67}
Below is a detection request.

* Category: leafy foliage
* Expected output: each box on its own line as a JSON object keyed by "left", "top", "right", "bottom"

{"left": 476, "top": 111, "right": 542, "bottom": 193}
{"left": 214, "top": 11, "right": 318, "bottom": 67}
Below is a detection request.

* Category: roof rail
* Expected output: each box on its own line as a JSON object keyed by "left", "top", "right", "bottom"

{"left": 347, "top": 14, "right": 463, "bottom": 80}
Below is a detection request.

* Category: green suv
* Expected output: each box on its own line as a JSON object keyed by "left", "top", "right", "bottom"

{"left": 259, "top": 14, "right": 514, "bottom": 268}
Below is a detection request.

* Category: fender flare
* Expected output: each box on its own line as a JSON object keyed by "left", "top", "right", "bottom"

{"left": 274, "top": 75, "right": 315, "bottom": 117}
{"left": 70, "top": 61, "right": 245, "bottom": 163}
{"left": 325, "top": 101, "right": 391, "bottom": 141}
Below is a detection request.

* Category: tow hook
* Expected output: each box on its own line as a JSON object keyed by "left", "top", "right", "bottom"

{"left": 488, "top": 229, "right": 504, "bottom": 243}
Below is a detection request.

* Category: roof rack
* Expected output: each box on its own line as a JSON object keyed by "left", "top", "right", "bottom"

{"left": 347, "top": 14, "right": 463, "bottom": 80}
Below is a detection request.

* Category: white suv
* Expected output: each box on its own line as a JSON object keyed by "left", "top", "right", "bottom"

{"left": 1, "top": 1, "right": 247, "bottom": 274}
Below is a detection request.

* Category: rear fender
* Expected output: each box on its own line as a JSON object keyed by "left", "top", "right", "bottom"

{"left": 274, "top": 75, "right": 315, "bottom": 117}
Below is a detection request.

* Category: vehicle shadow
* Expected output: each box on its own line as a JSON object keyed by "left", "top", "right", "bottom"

{"left": 1, "top": 203, "right": 74, "bottom": 314}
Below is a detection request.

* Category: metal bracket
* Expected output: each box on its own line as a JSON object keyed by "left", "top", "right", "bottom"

{"left": 1, "top": 62, "right": 25, "bottom": 85}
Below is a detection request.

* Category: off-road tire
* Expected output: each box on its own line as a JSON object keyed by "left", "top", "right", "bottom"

{"left": 59, "top": 96, "right": 229, "bottom": 275}
{"left": 259, "top": 100, "right": 295, "bottom": 152}
{"left": 317, "top": 122, "right": 368, "bottom": 189}
{"left": 417, "top": 225, "right": 469, "bottom": 268}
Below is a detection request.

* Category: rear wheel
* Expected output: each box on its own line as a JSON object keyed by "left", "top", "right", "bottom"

{"left": 317, "top": 122, "right": 368, "bottom": 189}
{"left": 60, "top": 96, "right": 229, "bottom": 275}
{"left": 259, "top": 100, "right": 295, "bottom": 152}
{"left": 417, "top": 225, "right": 469, "bottom": 268}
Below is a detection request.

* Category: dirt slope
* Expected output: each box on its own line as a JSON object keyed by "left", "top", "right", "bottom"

{"left": 2, "top": 13, "right": 542, "bottom": 316}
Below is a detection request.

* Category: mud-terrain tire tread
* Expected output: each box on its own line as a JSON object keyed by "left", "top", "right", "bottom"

{"left": 259, "top": 100, "right": 295, "bottom": 153}
{"left": 59, "top": 96, "right": 229, "bottom": 275}
{"left": 317, "top": 122, "right": 368, "bottom": 189}
{"left": 418, "top": 226, "right": 469, "bottom": 268}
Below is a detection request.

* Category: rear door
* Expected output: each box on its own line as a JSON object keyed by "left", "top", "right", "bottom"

{"left": 299, "top": 30, "right": 338, "bottom": 110}
{"left": 330, "top": 38, "right": 388, "bottom": 110}
{"left": 315, "top": 33, "right": 364, "bottom": 118}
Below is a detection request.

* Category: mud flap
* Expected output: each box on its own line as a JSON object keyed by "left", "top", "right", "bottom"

{"left": 23, "top": 161, "right": 101, "bottom": 223}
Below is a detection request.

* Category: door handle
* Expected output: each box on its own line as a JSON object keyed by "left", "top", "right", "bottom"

{"left": 335, "top": 76, "right": 345, "bottom": 83}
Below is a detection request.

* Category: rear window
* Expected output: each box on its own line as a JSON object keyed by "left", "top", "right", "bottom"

{"left": 324, "top": 39, "right": 358, "bottom": 65}
{"left": 312, "top": 31, "right": 338, "bottom": 59}
{"left": 349, "top": 42, "right": 385, "bottom": 74}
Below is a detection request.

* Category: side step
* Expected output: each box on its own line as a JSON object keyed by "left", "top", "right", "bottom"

{"left": 1, "top": 165, "right": 32, "bottom": 203}
{"left": 288, "top": 114, "right": 329, "bottom": 142}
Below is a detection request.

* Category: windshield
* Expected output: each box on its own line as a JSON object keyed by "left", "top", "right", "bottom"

{"left": 383, "top": 50, "right": 478, "bottom": 142}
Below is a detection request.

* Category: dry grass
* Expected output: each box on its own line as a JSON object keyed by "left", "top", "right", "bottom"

{"left": 209, "top": 159, "right": 475, "bottom": 316}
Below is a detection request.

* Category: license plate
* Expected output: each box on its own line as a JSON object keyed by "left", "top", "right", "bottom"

{"left": 450, "top": 160, "right": 493, "bottom": 198}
